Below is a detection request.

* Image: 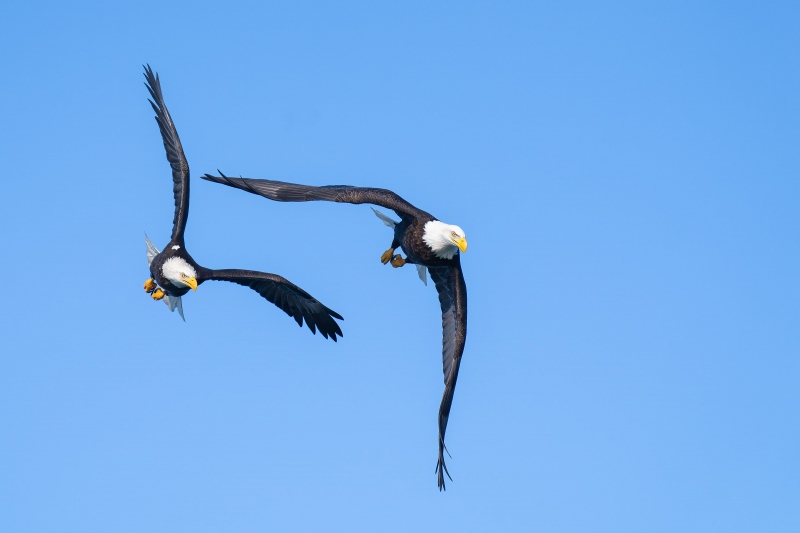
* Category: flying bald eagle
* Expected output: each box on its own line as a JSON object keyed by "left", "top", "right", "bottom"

{"left": 140, "top": 66, "right": 343, "bottom": 341}
{"left": 201, "top": 172, "right": 468, "bottom": 490}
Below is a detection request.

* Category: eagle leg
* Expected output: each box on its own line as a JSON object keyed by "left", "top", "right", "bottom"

{"left": 390, "top": 254, "right": 406, "bottom": 268}
{"left": 151, "top": 288, "right": 166, "bottom": 300}
{"left": 380, "top": 248, "right": 396, "bottom": 264}
{"left": 143, "top": 279, "right": 157, "bottom": 293}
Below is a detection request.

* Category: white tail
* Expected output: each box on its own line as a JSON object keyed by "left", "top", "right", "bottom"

{"left": 372, "top": 207, "right": 398, "bottom": 227}
{"left": 416, "top": 265, "right": 428, "bottom": 285}
{"left": 162, "top": 294, "right": 185, "bottom": 321}
{"left": 145, "top": 233, "right": 160, "bottom": 265}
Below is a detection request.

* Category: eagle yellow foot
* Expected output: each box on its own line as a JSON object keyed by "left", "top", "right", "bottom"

{"left": 390, "top": 255, "right": 406, "bottom": 268}
{"left": 143, "top": 279, "right": 157, "bottom": 293}
{"left": 151, "top": 288, "right": 165, "bottom": 300}
{"left": 380, "top": 248, "right": 395, "bottom": 264}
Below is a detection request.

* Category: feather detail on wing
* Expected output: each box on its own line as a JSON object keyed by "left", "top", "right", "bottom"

{"left": 428, "top": 263, "right": 468, "bottom": 491}
{"left": 203, "top": 268, "right": 343, "bottom": 341}
{"left": 201, "top": 172, "right": 432, "bottom": 221}
{"left": 143, "top": 65, "right": 190, "bottom": 243}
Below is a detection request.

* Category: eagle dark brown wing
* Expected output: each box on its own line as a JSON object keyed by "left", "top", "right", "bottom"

{"left": 199, "top": 268, "right": 343, "bottom": 341}
{"left": 428, "top": 261, "right": 467, "bottom": 491}
{"left": 144, "top": 65, "right": 190, "bottom": 244}
{"left": 201, "top": 172, "right": 432, "bottom": 221}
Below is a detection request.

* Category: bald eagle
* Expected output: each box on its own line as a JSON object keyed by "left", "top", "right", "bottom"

{"left": 201, "top": 172, "right": 468, "bottom": 490}
{"left": 140, "top": 66, "right": 342, "bottom": 341}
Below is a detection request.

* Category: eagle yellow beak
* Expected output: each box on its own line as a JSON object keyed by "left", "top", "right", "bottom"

{"left": 186, "top": 277, "right": 198, "bottom": 291}
{"left": 457, "top": 237, "right": 468, "bottom": 253}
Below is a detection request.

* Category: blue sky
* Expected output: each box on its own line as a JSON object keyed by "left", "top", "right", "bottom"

{"left": 1, "top": 1, "right": 798, "bottom": 531}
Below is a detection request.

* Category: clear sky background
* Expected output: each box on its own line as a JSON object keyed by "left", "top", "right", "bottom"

{"left": 1, "top": 1, "right": 798, "bottom": 531}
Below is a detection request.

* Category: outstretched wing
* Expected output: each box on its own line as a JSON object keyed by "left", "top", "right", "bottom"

{"left": 428, "top": 262, "right": 468, "bottom": 491}
{"left": 201, "top": 172, "right": 431, "bottom": 221}
{"left": 143, "top": 65, "right": 190, "bottom": 244}
{"left": 201, "top": 268, "right": 344, "bottom": 341}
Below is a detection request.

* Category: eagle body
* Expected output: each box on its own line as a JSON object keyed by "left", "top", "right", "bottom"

{"left": 141, "top": 66, "right": 343, "bottom": 340}
{"left": 201, "top": 173, "right": 469, "bottom": 490}
{"left": 394, "top": 215, "right": 441, "bottom": 265}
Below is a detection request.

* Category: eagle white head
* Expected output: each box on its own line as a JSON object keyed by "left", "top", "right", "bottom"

{"left": 162, "top": 257, "right": 198, "bottom": 291}
{"left": 423, "top": 220, "right": 468, "bottom": 259}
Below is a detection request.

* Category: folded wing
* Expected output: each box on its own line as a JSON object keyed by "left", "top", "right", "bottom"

{"left": 201, "top": 268, "right": 343, "bottom": 341}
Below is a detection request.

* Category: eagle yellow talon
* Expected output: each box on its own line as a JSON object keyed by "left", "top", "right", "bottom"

{"left": 144, "top": 279, "right": 157, "bottom": 292}
{"left": 151, "top": 288, "right": 165, "bottom": 300}
{"left": 390, "top": 254, "right": 406, "bottom": 268}
{"left": 380, "top": 249, "right": 395, "bottom": 264}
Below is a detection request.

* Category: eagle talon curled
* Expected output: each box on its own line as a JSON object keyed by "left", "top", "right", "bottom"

{"left": 143, "top": 279, "right": 158, "bottom": 293}
{"left": 380, "top": 249, "right": 395, "bottom": 264}
{"left": 390, "top": 254, "right": 406, "bottom": 268}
